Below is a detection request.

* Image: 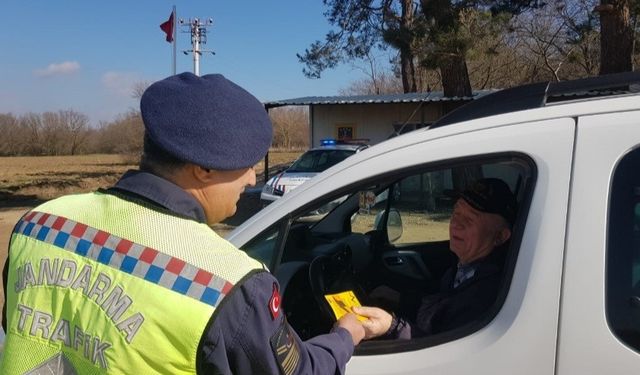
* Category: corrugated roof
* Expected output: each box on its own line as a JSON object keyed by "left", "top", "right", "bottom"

{"left": 264, "top": 90, "right": 498, "bottom": 108}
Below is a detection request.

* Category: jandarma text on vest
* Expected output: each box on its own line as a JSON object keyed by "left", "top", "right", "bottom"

{"left": 13, "top": 258, "right": 146, "bottom": 363}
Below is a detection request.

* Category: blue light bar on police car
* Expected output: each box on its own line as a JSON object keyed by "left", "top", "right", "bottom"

{"left": 320, "top": 139, "right": 337, "bottom": 146}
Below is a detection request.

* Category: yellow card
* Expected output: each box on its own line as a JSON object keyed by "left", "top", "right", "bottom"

{"left": 324, "top": 290, "right": 367, "bottom": 322}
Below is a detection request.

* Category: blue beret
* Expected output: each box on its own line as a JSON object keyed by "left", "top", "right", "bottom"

{"left": 140, "top": 72, "right": 273, "bottom": 170}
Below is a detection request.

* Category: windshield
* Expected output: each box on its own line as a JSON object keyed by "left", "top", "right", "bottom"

{"left": 287, "top": 149, "right": 355, "bottom": 173}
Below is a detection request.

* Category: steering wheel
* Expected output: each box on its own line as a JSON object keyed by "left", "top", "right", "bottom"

{"left": 275, "top": 261, "right": 333, "bottom": 339}
{"left": 308, "top": 245, "right": 365, "bottom": 325}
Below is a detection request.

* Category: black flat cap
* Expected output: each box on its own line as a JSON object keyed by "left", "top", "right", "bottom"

{"left": 451, "top": 178, "right": 518, "bottom": 225}
{"left": 140, "top": 72, "right": 273, "bottom": 170}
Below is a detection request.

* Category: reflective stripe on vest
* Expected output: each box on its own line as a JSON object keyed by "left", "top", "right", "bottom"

{"left": 1, "top": 192, "right": 264, "bottom": 375}
{"left": 14, "top": 211, "right": 234, "bottom": 307}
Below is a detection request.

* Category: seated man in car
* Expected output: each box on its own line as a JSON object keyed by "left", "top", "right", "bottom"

{"left": 354, "top": 178, "right": 517, "bottom": 339}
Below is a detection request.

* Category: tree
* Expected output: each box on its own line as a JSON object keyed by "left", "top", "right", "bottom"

{"left": 509, "top": 2, "right": 592, "bottom": 82}
{"left": 559, "top": 0, "right": 601, "bottom": 77}
{"left": 20, "top": 113, "right": 44, "bottom": 155}
{"left": 595, "top": 0, "right": 637, "bottom": 74}
{"left": 417, "top": 0, "right": 473, "bottom": 96}
{"left": 301, "top": 0, "right": 545, "bottom": 98}
{"left": 416, "top": 0, "right": 546, "bottom": 96}
{"left": 386, "top": 0, "right": 419, "bottom": 91}
{"left": 92, "top": 110, "right": 144, "bottom": 155}
{"left": 131, "top": 81, "right": 151, "bottom": 100}
{"left": 40, "top": 111, "right": 66, "bottom": 155}
{"left": 298, "top": 0, "right": 419, "bottom": 93}
{"left": 0, "top": 113, "right": 20, "bottom": 155}
{"left": 59, "top": 110, "right": 90, "bottom": 155}
{"left": 269, "top": 107, "right": 309, "bottom": 149}
{"left": 339, "top": 70, "right": 404, "bottom": 95}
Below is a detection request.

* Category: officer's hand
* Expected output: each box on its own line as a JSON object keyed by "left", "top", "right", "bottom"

{"left": 336, "top": 313, "right": 366, "bottom": 346}
{"left": 352, "top": 306, "right": 393, "bottom": 340}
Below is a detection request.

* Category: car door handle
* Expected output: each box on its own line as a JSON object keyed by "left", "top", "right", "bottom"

{"left": 385, "top": 256, "right": 404, "bottom": 266}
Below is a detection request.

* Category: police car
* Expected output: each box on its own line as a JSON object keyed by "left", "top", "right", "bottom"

{"left": 260, "top": 140, "right": 368, "bottom": 204}
{"left": 231, "top": 72, "right": 640, "bottom": 374}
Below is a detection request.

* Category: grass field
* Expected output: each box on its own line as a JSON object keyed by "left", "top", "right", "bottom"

{"left": 0, "top": 152, "right": 301, "bottom": 208}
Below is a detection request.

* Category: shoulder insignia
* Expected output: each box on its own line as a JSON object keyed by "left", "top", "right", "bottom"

{"left": 270, "top": 319, "right": 300, "bottom": 375}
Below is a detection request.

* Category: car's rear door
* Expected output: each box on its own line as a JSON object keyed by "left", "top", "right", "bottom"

{"left": 557, "top": 109, "right": 640, "bottom": 374}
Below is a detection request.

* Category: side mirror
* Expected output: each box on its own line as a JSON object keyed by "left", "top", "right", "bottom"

{"left": 374, "top": 208, "right": 403, "bottom": 242}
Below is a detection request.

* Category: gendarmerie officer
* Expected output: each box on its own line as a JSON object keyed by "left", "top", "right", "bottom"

{"left": 2, "top": 72, "right": 365, "bottom": 374}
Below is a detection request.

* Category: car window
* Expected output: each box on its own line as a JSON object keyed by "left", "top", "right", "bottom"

{"left": 288, "top": 149, "right": 354, "bottom": 172}
{"left": 241, "top": 224, "right": 282, "bottom": 270}
{"left": 606, "top": 147, "right": 640, "bottom": 351}
{"left": 242, "top": 154, "right": 533, "bottom": 351}
{"left": 348, "top": 160, "right": 527, "bottom": 247}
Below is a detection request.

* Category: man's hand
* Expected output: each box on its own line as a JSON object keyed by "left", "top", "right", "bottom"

{"left": 336, "top": 313, "right": 366, "bottom": 345}
{"left": 352, "top": 306, "right": 393, "bottom": 339}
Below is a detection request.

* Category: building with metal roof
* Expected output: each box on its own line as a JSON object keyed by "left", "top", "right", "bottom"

{"left": 264, "top": 91, "right": 495, "bottom": 109}
{"left": 264, "top": 90, "right": 496, "bottom": 148}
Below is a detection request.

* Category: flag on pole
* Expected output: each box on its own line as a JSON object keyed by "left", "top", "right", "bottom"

{"left": 160, "top": 10, "right": 175, "bottom": 43}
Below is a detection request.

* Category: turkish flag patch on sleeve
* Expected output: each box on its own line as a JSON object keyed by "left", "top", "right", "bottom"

{"left": 269, "top": 282, "right": 281, "bottom": 320}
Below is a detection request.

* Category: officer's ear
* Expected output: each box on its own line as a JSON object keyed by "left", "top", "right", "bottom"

{"left": 192, "top": 165, "right": 214, "bottom": 183}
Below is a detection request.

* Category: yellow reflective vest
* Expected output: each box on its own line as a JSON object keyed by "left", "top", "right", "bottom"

{"left": 1, "top": 191, "right": 263, "bottom": 374}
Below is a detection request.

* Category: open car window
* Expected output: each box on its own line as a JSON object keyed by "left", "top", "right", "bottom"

{"left": 241, "top": 154, "right": 535, "bottom": 352}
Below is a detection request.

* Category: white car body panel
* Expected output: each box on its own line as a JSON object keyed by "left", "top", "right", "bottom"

{"left": 260, "top": 172, "right": 315, "bottom": 202}
{"left": 227, "top": 94, "right": 640, "bottom": 374}
{"left": 557, "top": 111, "right": 640, "bottom": 374}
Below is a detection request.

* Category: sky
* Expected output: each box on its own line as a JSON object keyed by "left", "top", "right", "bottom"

{"left": 0, "top": 1, "right": 391, "bottom": 126}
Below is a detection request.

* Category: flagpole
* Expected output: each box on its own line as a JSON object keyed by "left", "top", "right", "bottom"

{"left": 172, "top": 5, "right": 177, "bottom": 75}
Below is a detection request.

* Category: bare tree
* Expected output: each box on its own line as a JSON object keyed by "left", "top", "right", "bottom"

{"left": 512, "top": 4, "right": 576, "bottom": 81}
{"left": 131, "top": 81, "right": 152, "bottom": 100}
{"left": 0, "top": 113, "right": 19, "bottom": 155}
{"left": 269, "top": 107, "right": 309, "bottom": 149}
{"left": 40, "top": 111, "right": 67, "bottom": 155}
{"left": 559, "top": 0, "right": 601, "bottom": 76}
{"left": 339, "top": 70, "right": 404, "bottom": 95}
{"left": 93, "top": 109, "right": 144, "bottom": 155}
{"left": 20, "top": 113, "right": 44, "bottom": 155}
{"left": 59, "top": 109, "right": 90, "bottom": 155}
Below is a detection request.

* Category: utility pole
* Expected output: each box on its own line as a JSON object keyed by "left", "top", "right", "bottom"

{"left": 179, "top": 17, "right": 215, "bottom": 76}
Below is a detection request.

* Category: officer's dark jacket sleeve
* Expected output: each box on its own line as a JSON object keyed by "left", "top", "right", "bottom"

{"left": 199, "top": 271, "right": 354, "bottom": 374}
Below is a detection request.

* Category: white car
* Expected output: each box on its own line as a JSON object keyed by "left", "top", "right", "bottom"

{"left": 231, "top": 72, "right": 640, "bottom": 374}
{"left": 260, "top": 141, "right": 368, "bottom": 203}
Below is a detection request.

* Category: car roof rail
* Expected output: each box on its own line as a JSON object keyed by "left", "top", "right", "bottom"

{"left": 430, "top": 71, "right": 640, "bottom": 128}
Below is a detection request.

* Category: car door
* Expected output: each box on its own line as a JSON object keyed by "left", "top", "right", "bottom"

{"left": 556, "top": 110, "right": 640, "bottom": 374}
{"left": 343, "top": 118, "right": 574, "bottom": 374}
